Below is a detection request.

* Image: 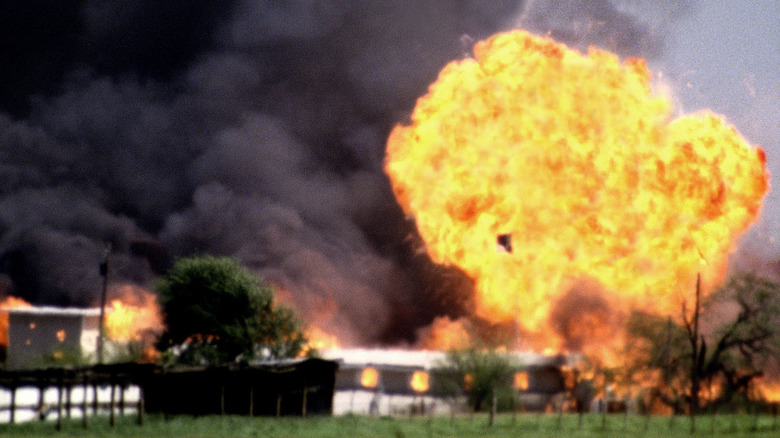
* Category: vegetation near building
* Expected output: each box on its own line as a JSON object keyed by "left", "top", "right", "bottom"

{"left": 437, "top": 348, "right": 517, "bottom": 413}
{"left": 626, "top": 273, "right": 780, "bottom": 414}
{"left": 156, "top": 255, "right": 307, "bottom": 365}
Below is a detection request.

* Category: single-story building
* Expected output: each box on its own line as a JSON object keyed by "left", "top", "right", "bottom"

{"left": 322, "top": 349, "right": 576, "bottom": 414}
{"left": 2, "top": 306, "right": 101, "bottom": 369}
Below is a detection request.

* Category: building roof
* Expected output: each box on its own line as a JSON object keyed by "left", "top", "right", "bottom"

{"left": 320, "top": 348, "right": 573, "bottom": 369}
{"left": 0, "top": 306, "right": 101, "bottom": 317}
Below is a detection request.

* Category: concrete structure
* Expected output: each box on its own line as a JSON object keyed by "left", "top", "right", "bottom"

{"left": 2, "top": 307, "right": 101, "bottom": 369}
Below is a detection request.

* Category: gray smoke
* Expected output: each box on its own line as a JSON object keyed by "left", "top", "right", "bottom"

{"left": 0, "top": 1, "right": 675, "bottom": 345}
{"left": 518, "top": 0, "right": 697, "bottom": 57}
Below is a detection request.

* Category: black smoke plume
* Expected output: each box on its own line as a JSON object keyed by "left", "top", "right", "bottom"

{"left": 0, "top": 1, "right": 670, "bottom": 345}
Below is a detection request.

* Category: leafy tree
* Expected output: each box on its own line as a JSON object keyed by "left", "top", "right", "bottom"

{"left": 156, "top": 255, "right": 307, "bottom": 365}
{"left": 625, "top": 311, "right": 690, "bottom": 413}
{"left": 626, "top": 273, "right": 780, "bottom": 414}
{"left": 256, "top": 306, "right": 308, "bottom": 359}
{"left": 437, "top": 348, "right": 516, "bottom": 413}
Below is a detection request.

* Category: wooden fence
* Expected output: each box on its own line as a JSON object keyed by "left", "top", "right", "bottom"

{"left": 0, "top": 363, "right": 152, "bottom": 430}
{"left": 0, "top": 359, "right": 338, "bottom": 430}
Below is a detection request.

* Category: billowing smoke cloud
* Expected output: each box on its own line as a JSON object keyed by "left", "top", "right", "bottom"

{"left": 0, "top": 1, "right": 678, "bottom": 345}
{"left": 549, "top": 279, "right": 622, "bottom": 352}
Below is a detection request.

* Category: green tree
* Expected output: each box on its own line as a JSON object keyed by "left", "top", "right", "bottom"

{"left": 437, "top": 348, "right": 516, "bottom": 414}
{"left": 625, "top": 311, "right": 690, "bottom": 413}
{"left": 257, "top": 305, "right": 308, "bottom": 359}
{"left": 156, "top": 255, "right": 307, "bottom": 365}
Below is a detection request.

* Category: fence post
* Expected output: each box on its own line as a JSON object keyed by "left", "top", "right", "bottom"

{"left": 137, "top": 385, "right": 145, "bottom": 426}
{"left": 249, "top": 385, "right": 254, "bottom": 418}
{"left": 56, "top": 376, "right": 64, "bottom": 431}
{"left": 109, "top": 381, "right": 116, "bottom": 426}
{"left": 162, "top": 369, "right": 170, "bottom": 422}
{"left": 488, "top": 391, "right": 497, "bottom": 427}
{"left": 92, "top": 382, "right": 99, "bottom": 415}
{"left": 9, "top": 385, "right": 16, "bottom": 424}
{"left": 301, "top": 383, "right": 308, "bottom": 418}
{"left": 82, "top": 373, "right": 89, "bottom": 429}
{"left": 37, "top": 385, "right": 45, "bottom": 421}
{"left": 120, "top": 385, "right": 126, "bottom": 416}
{"left": 64, "top": 384, "right": 71, "bottom": 419}
{"left": 557, "top": 395, "right": 564, "bottom": 429}
{"left": 220, "top": 383, "right": 225, "bottom": 417}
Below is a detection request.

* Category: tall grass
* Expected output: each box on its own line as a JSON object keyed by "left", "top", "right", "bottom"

{"left": 0, "top": 413, "right": 777, "bottom": 437}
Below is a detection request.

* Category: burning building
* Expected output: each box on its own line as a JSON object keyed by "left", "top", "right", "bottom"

{"left": 2, "top": 306, "right": 101, "bottom": 369}
{"left": 324, "top": 349, "right": 574, "bottom": 415}
{"left": 0, "top": 286, "right": 164, "bottom": 369}
{"left": 0, "top": 4, "right": 775, "bottom": 406}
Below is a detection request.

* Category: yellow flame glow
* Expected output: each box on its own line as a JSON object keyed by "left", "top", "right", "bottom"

{"left": 385, "top": 30, "right": 768, "bottom": 357}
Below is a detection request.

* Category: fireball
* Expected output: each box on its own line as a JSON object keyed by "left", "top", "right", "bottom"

{"left": 386, "top": 30, "right": 768, "bottom": 355}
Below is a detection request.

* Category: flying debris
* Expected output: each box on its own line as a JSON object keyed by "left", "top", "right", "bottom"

{"left": 497, "top": 234, "right": 513, "bottom": 253}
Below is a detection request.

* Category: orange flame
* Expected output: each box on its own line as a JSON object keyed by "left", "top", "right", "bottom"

{"left": 186, "top": 333, "right": 220, "bottom": 342}
{"left": 361, "top": 367, "right": 380, "bottom": 389}
{"left": 513, "top": 371, "right": 529, "bottom": 391}
{"left": 410, "top": 370, "right": 430, "bottom": 393}
{"left": 463, "top": 373, "right": 475, "bottom": 391}
{"left": 415, "top": 316, "right": 472, "bottom": 350}
{"left": 385, "top": 30, "right": 768, "bottom": 357}
{"left": 756, "top": 377, "right": 780, "bottom": 403}
{"left": 0, "top": 296, "right": 32, "bottom": 347}
{"left": 302, "top": 327, "right": 341, "bottom": 355}
{"left": 104, "top": 285, "right": 164, "bottom": 361}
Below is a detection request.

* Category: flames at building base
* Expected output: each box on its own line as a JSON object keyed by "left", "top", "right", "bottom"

{"left": 385, "top": 30, "right": 768, "bottom": 361}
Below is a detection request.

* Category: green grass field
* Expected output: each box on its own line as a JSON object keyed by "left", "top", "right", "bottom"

{"left": 0, "top": 413, "right": 777, "bottom": 437}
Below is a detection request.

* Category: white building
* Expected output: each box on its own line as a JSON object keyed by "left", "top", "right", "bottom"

{"left": 3, "top": 307, "right": 101, "bottom": 369}
{"left": 320, "top": 348, "right": 574, "bottom": 416}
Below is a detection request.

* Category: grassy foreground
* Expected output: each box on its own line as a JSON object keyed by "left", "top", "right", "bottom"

{"left": 0, "top": 413, "right": 778, "bottom": 438}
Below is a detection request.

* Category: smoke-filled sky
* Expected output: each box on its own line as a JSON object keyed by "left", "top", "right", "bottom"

{"left": 0, "top": 0, "right": 777, "bottom": 346}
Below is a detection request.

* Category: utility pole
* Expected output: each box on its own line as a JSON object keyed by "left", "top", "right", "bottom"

{"left": 97, "top": 242, "right": 111, "bottom": 364}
